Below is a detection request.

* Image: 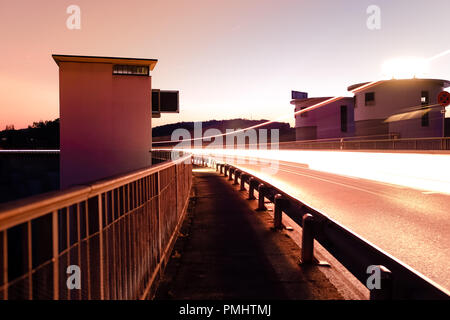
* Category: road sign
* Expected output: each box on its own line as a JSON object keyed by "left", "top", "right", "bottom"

{"left": 437, "top": 91, "right": 450, "bottom": 107}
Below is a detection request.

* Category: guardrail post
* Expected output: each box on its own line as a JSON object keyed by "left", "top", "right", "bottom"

{"left": 234, "top": 170, "right": 240, "bottom": 185}
{"left": 228, "top": 167, "right": 235, "bottom": 181}
{"left": 273, "top": 194, "right": 284, "bottom": 229}
{"left": 369, "top": 266, "right": 393, "bottom": 300}
{"left": 224, "top": 165, "right": 229, "bottom": 177}
{"left": 248, "top": 177, "right": 256, "bottom": 200}
{"left": 240, "top": 174, "right": 247, "bottom": 191}
{"left": 219, "top": 164, "right": 223, "bottom": 174}
{"left": 257, "top": 184, "right": 267, "bottom": 211}
{"left": 300, "top": 213, "right": 315, "bottom": 264}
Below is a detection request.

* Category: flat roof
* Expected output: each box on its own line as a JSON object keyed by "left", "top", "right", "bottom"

{"left": 290, "top": 96, "right": 352, "bottom": 105}
{"left": 52, "top": 54, "right": 158, "bottom": 70}
{"left": 348, "top": 78, "right": 450, "bottom": 92}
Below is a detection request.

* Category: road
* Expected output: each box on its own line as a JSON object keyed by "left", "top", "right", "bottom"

{"left": 216, "top": 156, "right": 450, "bottom": 292}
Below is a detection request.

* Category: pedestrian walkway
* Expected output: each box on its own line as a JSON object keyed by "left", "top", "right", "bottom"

{"left": 155, "top": 167, "right": 343, "bottom": 300}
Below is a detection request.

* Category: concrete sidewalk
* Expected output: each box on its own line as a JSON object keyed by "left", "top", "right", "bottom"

{"left": 155, "top": 167, "right": 344, "bottom": 300}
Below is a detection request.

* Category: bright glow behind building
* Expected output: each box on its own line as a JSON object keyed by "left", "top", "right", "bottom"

{"left": 382, "top": 57, "right": 430, "bottom": 79}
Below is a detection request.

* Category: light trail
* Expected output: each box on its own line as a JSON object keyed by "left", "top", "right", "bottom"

{"left": 153, "top": 48, "right": 450, "bottom": 145}
{"left": 153, "top": 81, "right": 382, "bottom": 145}
{"left": 427, "top": 49, "right": 450, "bottom": 62}
{"left": 176, "top": 148, "right": 450, "bottom": 194}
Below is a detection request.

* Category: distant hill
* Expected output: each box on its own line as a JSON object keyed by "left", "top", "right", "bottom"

{"left": 0, "top": 118, "right": 295, "bottom": 149}
{"left": 0, "top": 119, "right": 60, "bottom": 150}
{"left": 152, "top": 119, "right": 295, "bottom": 142}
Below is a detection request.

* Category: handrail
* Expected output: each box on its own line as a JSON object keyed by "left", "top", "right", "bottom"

{"left": 0, "top": 154, "right": 192, "bottom": 231}
{"left": 0, "top": 152, "right": 193, "bottom": 300}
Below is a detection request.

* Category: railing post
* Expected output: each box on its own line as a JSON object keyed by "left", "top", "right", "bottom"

{"left": 240, "top": 174, "right": 247, "bottom": 191}
{"left": 300, "top": 213, "right": 314, "bottom": 264}
{"left": 224, "top": 165, "right": 229, "bottom": 176}
{"left": 228, "top": 167, "right": 234, "bottom": 181}
{"left": 369, "top": 266, "right": 393, "bottom": 300}
{"left": 273, "top": 194, "right": 284, "bottom": 229}
{"left": 98, "top": 194, "right": 104, "bottom": 300}
{"left": 52, "top": 210, "right": 59, "bottom": 300}
{"left": 257, "top": 184, "right": 267, "bottom": 211}
{"left": 248, "top": 177, "right": 256, "bottom": 200}
{"left": 234, "top": 170, "right": 240, "bottom": 185}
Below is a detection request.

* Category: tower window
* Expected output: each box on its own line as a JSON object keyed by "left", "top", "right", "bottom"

{"left": 113, "top": 65, "right": 149, "bottom": 76}
{"left": 365, "top": 92, "right": 375, "bottom": 106}
{"left": 300, "top": 107, "right": 308, "bottom": 118}
{"left": 421, "top": 109, "right": 429, "bottom": 127}
{"left": 421, "top": 91, "right": 429, "bottom": 105}
{"left": 340, "top": 105, "right": 348, "bottom": 132}
{"left": 421, "top": 91, "right": 430, "bottom": 127}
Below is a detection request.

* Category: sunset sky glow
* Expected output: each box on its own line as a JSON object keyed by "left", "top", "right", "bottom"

{"left": 1, "top": 0, "right": 450, "bottom": 130}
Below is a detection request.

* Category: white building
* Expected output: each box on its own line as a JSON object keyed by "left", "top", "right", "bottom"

{"left": 349, "top": 78, "right": 450, "bottom": 138}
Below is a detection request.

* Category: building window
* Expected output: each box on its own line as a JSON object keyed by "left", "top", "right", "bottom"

{"left": 421, "top": 91, "right": 429, "bottom": 105}
{"left": 421, "top": 109, "right": 429, "bottom": 127}
{"left": 340, "top": 105, "right": 348, "bottom": 132}
{"left": 365, "top": 92, "right": 375, "bottom": 106}
{"left": 113, "top": 65, "right": 149, "bottom": 76}
{"left": 300, "top": 107, "right": 308, "bottom": 117}
{"left": 421, "top": 91, "right": 430, "bottom": 127}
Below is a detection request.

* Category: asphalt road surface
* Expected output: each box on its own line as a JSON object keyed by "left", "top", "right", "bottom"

{"left": 219, "top": 156, "right": 450, "bottom": 292}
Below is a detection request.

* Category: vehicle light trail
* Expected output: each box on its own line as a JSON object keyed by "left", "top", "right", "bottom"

{"left": 171, "top": 148, "right": 450, "bottom": 194}
{"left": 428, "top": 49, "right": 450, "bottom": 62}
{"left": 154, "top": 48, "right": 449, "bottom": 145}
{"left": 153, "top": 81, "right": 382, "bottom": 145}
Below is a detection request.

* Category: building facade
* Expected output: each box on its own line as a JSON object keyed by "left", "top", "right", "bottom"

{"left": 53, "top": 55, "right": 178, "bottom": 189}
{"left": 293, "top": 78, "right": 450, "bottom": 141}
{"left": 350, "top": 78, "right": 449, "bottom": 138}
{"left": 292, "top": 92, "right": 355, "bottom": 141}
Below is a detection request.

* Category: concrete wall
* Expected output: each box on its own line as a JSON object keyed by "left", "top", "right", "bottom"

{"left": 354, "top": 119, "right": 389, "bottom": 137}
{"left": 59, "top": 62, "right": 152, "bottom": 189}
{"left": 294, "top": 97, "right": 355, "bottom": 140}
{"left": 296, "top": 126, "right": 317, "bottom": 140}
{"left": 353, "top": 79, "right": 445, "bottom": 138}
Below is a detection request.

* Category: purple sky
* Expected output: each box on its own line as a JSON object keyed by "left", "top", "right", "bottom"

{"left": 1, "top": 0, "right": 450, "bottom": 129}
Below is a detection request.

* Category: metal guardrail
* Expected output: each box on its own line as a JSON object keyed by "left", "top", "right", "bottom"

{"left": 192, "top": 155, "right": 450, "bottom": 300}
{"left": 276, "top": 137, "right": 450, "bottom": 151}
{"left": 0, "top": 153, "right": 192, "bottom": 300}
{"left": 152, "top": 136, "right": 450, "bottom": 151}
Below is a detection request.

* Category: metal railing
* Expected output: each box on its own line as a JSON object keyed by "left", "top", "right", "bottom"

{"left": 276, "top": 137, "right": 450, "bottom": 151}
{"left": 192, "top": 155, "right": 450, "bottom": 300}
{"left": 152, "top": 136, "right": 450, "bottom": 151}
{"left": 0, "top": 153, "right": 192, "bottom": 300}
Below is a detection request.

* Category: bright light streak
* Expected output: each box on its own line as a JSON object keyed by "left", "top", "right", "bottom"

{"left": 155, "top": 48, "right": 450, "bottom": 145}
{"left": 154, "top": 96, "right": 349, "bottom": 144}
{"left": 427, "top": 49, "right": 450, "bottom": 62}
{"left": 349, "top": 80, "right": 383, "bottom": 93}
{"left": 179, "top": 148, "right": 450, "bottom": 194}
{"left": 381, "top": 57, "right": 430, "bottom": 79}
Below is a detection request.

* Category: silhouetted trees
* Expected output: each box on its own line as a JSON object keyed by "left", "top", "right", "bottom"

{"left": 0, "top": 118, "right": 295, "bottom": 150}
{"left": 0, "top": 119, "right": 60, "bottom": 149}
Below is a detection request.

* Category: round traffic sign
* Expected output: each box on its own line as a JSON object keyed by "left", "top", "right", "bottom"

{"left": 437, "top": 91, "right": 450, "bottom": 107}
